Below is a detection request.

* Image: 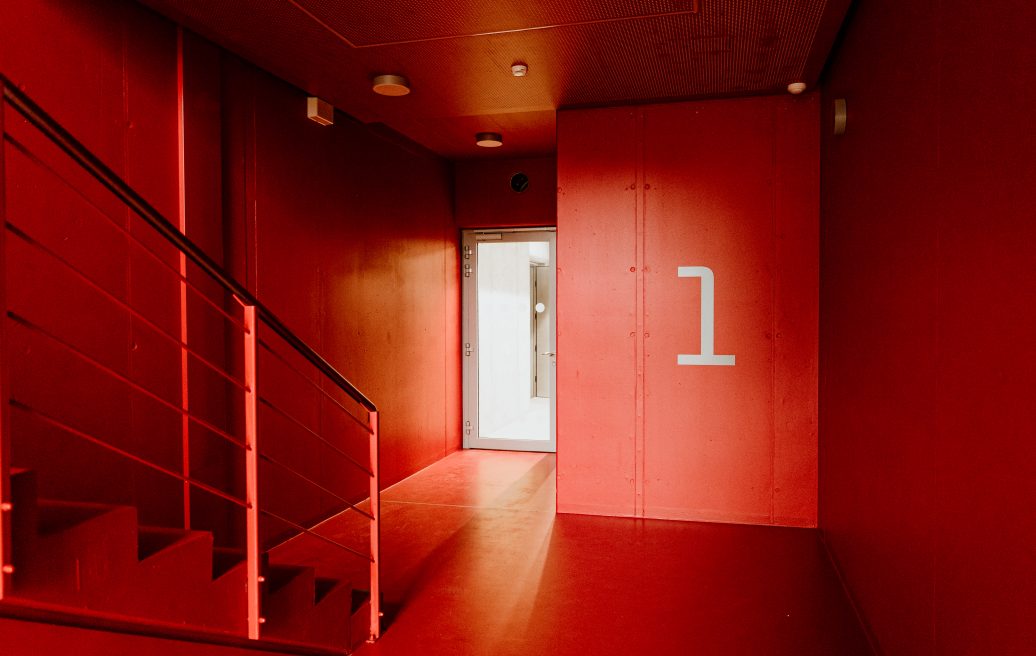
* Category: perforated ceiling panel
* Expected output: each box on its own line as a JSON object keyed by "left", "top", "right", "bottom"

{"left": 136, "top": 0, "right": 850, "bottom": 159}
{"left": 297, "top": 0, "right": 700, "bottom": 46}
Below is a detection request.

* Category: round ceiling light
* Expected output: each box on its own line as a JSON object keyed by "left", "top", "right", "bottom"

{"left": 787, "top": 81, "right": 807, "bottom": 95}
{"left": 475, "top": 132, "right": 503, "bottom": 148}
{"left": 372, "top": 74, "right": 411, "bottom": 96}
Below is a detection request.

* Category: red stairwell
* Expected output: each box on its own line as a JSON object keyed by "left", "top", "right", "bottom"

{"left": 7, "top": 468, "right": 370, "bottom": 652}
{"left": 0, "top": 77, "right": 383, "bottom": 654}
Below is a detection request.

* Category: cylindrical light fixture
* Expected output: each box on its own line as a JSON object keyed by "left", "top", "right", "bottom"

{"left": 372, "top": 74, "right": 411, "bottom": 96}
{"left": 475, "top": 132, "right": 503, "bottom": 148}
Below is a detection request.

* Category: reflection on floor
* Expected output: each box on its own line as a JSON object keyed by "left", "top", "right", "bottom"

{"left": 481, "top": 397, "right": 550, "bottom": 441}
{"left": 273, "top": 450, "right": 871, "bottom": 656}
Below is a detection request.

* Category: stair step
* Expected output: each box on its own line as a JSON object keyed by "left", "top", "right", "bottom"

{"left": 129, "top": 528, "right": 220, "bottom": 628}
{"left": 264, "top": 564, "right": 315, "bottom": 606}
{"left": 135, "top": 527, "right": 213, "bottom": 577}
{"left": 6, "top": 470, "right": 357, "bottom": 647}
{"left": 212, "top": 547, "right": 246, "bottom": 581}
{"left": 315, "top": 577, "right": 338, "bottom": 604}
{"left": 350, "top": 588, "right": 370, "bottom": 614}
{"left": 137, "top": 526, "right": 192, "bottom": 560}
{"left": 304, "top": 577, "right": 355, "bottom": 649}
{"left": 12, "top": 501, "right": 139, "bottom": 606}
{"left": 262, "top": 566, "right": 354, "bottom": 650}
{"left": 9, "top": 469, "right": 38, "bottom": 544}
{"left": 37, "top": 500, "right": 121, "bottom": 536}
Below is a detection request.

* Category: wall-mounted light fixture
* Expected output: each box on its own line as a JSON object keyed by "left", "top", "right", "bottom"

{"left": 476, "top": 132, "right": 503, "bottom": 148}
{"left": 372, "top": 74, "right": 410, "bottom": 96}
{"left": 306, "top": 97, "right": 334, "bottom": 126}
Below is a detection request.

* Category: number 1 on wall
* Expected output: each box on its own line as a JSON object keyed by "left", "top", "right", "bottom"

{"left": 677, "top": 266, "right": 736, "bottom": 366}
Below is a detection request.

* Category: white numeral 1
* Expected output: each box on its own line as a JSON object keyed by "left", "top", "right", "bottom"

{"left": 677, "top": 266, "right": 735, "bottom": 366}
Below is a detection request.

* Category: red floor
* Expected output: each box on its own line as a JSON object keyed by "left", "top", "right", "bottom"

{"left": 275, "top": 450, "right": 871, "bottom": 655}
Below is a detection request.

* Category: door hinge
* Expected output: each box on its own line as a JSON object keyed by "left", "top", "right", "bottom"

{"left": 465, "top": 342, "right": 472, "bottom": 356}
{"left": 464, "top": 420, "right": 472, "bottom": 435}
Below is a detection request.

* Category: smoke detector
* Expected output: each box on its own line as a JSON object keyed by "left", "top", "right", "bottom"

{"left": 511, "top": 63, "right": 528, "bottom": 77}
{"left": 787, "top": 82, "right": 807, "bottom": 95}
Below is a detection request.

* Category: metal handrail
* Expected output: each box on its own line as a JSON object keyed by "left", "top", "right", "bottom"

{"left": 259, "top": 397, "right": 375, "bottom": 476}
{"left": 4, "top": 133, "right": 248, "bottom": 332}
{"left": 0, "top": 75, "right": 376, "bottom": 414}
{"left": 7, "top": 311, "right": 247, "bottom": 449}
{"left": 6, "top": 223, "right": 248, "bottom": 394}
{"left": 0, "top": 74, "right": 382, "bottom": 644}
{"left": 257, "top": 337, "right": 372, "bottom": 434}
{"left": 9, "top": 400, "right": 248, "bottom": 509}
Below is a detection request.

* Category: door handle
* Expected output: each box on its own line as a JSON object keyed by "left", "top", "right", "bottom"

{"left": 542, "top": 352, "right": 556, "bottom": 356}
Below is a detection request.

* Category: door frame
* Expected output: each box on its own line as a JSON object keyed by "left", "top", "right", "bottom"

{"left": 462, "top": 228, "right": 557, "bottom": 452}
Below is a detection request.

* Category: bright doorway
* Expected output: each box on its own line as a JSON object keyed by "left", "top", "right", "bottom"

{"left": 462, "top": 229, "right": 556, "bottom": 452}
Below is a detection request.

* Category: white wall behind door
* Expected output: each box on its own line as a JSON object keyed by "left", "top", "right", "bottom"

{"left": 477, "top": 242, "right": 533, "bottom": 437}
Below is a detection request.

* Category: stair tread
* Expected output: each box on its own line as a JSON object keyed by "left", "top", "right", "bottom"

{"left": 36, "top": 500, "right": 131, "bottom": 536}
{"left": 212, "top": 547, "right": 247, "bottom": 580}
{"left": 265, "top": 564, "right": 314, "bottom": 595}
{"left": 350, "top": 588, "right": 370, "bottom": 614}
{"left": 314, "top": 577, "right": 340, "bottom": 604}
{"left": 137, "top": 526, "right": 211, "bottom": 562}
{"left": 13, "top": 472, "right": 357, "bottom": 647}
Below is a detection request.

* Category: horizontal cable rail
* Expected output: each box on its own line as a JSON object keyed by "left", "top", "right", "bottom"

{"left": 257, "top": 338, "right": 371, "bottom": 434}
{"left": 258, "top": 396, "right": 374, "bottom": 477}
{"left": 1, "top": 77, "right": 376, "bottom": 413}
{"left": 258, "top": 451, "right": 375, "bottom": 522}
{"left": 1, "top": 73, "right": 381, "bottom": 644}
{"left": 258, "top": 508, "right": 372, "bottom": 563}
{"left": 9, "top": 399, "right": 248, "bottom": 509}
{"left": 6, "top": 221, "right": 248, "bottom": 394}
{"left": 7, "top": 311, "right": 246, "bottom": 450}
{"left": 4, "top": 134, "right": 248, "bottom": 333}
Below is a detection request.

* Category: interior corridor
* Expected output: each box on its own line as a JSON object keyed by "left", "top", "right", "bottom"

{"left": 273, "top": 450, "right": 870, "bottom": 655}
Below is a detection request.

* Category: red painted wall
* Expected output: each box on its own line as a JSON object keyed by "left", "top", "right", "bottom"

{"left": 1, "top": 0, "right": 185, "bottom": 526}
{"left": 556, "top": 96, "right": 819, "bottom": 527}
{"left": 454, "top": 156, "right": 556, "bottom": 228}
{"left": 1, "top": 0, "right": 460, "bottom": 547}
{"left": 820, "top": 0, "right": 1036, "bottom": 653}
{"left": 220, "top": 58, "right": 461, "bottom": 511}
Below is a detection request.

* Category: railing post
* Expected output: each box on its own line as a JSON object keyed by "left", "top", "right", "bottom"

{"left": 243, "top": 305, "right": 261, "bottom": 639}
{"left": 0, "top": 76, "right": 12, "bottom": 599}
{"left": 368, "top": 410, "right": 381, "bottom": 642}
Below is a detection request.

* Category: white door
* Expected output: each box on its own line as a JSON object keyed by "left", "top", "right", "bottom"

{"left": 462, "top": 229, "right": 556, "bottom": 452}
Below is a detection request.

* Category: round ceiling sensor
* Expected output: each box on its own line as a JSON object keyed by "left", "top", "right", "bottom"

{"left": 372, "top": 74, "right": 411, "bottom": 96}
{"left": 510, "top": 172, "right": 530, "bottom": 193}
{"left": 476, "top": 132, "right": 503, "bottom": 148}
{"left": 787, "top": 81, "right": 807, "bottom": 95}
{"left": 511, "top": 63, "right": 528, "bottom": 77}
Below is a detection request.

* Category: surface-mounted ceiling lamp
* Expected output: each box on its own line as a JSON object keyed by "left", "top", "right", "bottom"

{"left": 787, "top": 81, "right": 807, "bottom": 95}
{"left": 475, "top": 132, "right": 503, "bottom": 148}
{"left": 372, "top": 74, "right": 410, "bottom": 96}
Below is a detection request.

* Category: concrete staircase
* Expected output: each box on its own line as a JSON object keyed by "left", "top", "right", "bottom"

{"left": 6, "top": 468, "right": 369, "bottom": 653}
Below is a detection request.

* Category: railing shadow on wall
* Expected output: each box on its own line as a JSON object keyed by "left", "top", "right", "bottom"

{"left": 0, "top": 74, "right": 380, "bottom": 650}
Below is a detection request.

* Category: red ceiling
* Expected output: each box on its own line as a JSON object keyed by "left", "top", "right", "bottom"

{"left": 136, "top": 0, "right": 851, "bottom": 160}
